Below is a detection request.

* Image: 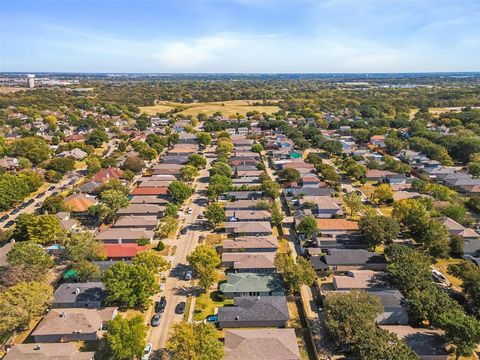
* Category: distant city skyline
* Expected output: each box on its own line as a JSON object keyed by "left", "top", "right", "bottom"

{"left": 1, "top": 0, "right": 479, "bottom": 73}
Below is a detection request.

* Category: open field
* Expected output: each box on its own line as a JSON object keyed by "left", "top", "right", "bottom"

{"left": 139, "top": 100, "right": 280, "bottom": 117}
{"left": 0, "top": 87, "right": 25, "bottom": 94}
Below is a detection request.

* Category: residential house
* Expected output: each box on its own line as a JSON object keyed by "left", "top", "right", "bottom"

{"left": 116, "top": 204, "right": 165, "bottom": 217}
{"left": 0, "top": 156, "right": 19, "bottom": 170}
{"left": 222, "top": 236, "right": 278, "bottom": 253}
{"left": 130, "top": 187, "right": 168, "bottom": 196}
{"left": 102, "top": 244, "right": 148, "bottom": 260}
{"left": 225, "top": 210, "right": 271, "bottom": 222}
{"left": 439, "top": 217, "right": 480, "bottom": 240}
{"left": 52, "top": 282, "right": 107, "bottom": 309}
{"left": 366, "top": 169, "right": 396, "bottom": 182}
{"left": 381, "top": 326, "right": 448, "bottom": 360}
{"left": 95, "top": 228, "right": 154, "bottom": 244}
{"left": 217, "top": 296, "right": 289, "bottom": 328}
{"left": 113, "top": 216, "right": 158, "bottom": 230}
{"left": 58, "top": 148, "right": 87, "bottom": 160}
{"left": 370, "top": 135, "right": 386, "bottom": 148}
{"left": 316, "top": 219, "right": 359, "bottom": 238}
{"left": 224, "top": 222, "right": 273, "bottom": 237}
{"left": 223, "top": 329, "right": 301, "bottom": 360}
{"left": 225, "top": 200, "right": 260, "bottom": 211}
{"left": 32, "top": 307, "right": 117, "bottom": 343}
{"left": 91, "top": 167, "right": 123, "bottom": 183}
{"left": 368, "top": 289, "right": 409, "bottom": 325}
{"left": 311, "top": 249, "right": 386, "bottom": 271}
{"left": 55, "top": 212, "right": 79, "bottom": 232}
{"left": 130, "top": 196, "right": 168, "bottom": 205}
{"left": 332, "top": 270, "right": 388, "bottom": 290}
{"left": 222, "top": 252, "right": 276, "bottom": 273}
{"left": 226, "top": 191, "right": 263, "bottom": 201}
{"left": 3, "top": 344, "right": 94, "bottom": 360}
{"left": 64, "top": 194, "right": 97, "bottom": 218}
{"left": 219, "top": 273, "right": 284, "bottom": 298}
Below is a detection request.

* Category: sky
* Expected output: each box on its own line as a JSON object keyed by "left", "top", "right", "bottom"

{"left": 0, "top": 0, "right": 479, "bottom": 73}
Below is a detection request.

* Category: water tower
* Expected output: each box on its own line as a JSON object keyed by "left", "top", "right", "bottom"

{"left": 26, "top": 74, "right": 35, "bottom": 89}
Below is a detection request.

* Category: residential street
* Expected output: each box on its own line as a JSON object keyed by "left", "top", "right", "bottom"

{"left": 148, "top": 146, "right": 214, "bottom": 350}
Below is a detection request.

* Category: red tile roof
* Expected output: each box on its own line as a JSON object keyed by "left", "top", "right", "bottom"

{"left": 103, "top": 244, "right": 148, "bottom": 258}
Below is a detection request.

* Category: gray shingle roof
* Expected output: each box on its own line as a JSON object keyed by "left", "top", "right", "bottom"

{"left": 218, "top": 296, "right": 289, "bottom": 323}
{"left": 219, "top": 273, "right": 284, "bottom": 294}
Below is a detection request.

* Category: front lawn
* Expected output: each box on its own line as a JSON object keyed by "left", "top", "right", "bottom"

{"left": 193, "top": 290, "right": 233, "bottom": 321}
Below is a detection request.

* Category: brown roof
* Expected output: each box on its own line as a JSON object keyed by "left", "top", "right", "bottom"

{"left": 95, "top": 228, "right": 154, "bottom": 241}
{"left": 4, "top": 343, "right": 94, "bottom": 360}
{"left": 32, "top": 308, "right": 116, "bottom": 337}
{"left": 223, "top": 236, "right": 278, "bottom": 251}
{"left": 224, "top": 329, "right": 301, "bottom": 360}
{"left": 113, "top": 216, "right": 159, "bottom": 228}
{"left": 366, "top": 169, "right": 396, "bottom": 179}
{"left": 116, "top": 204, "right": 165, "bottom": 215}
{"left": 130, "top": 196, "right": 168, "bottom": 205}
{"left": 316, "top": 219, "right": 359, "bottom": 231}
{"left": 64, "top": 194, "right": 97, "bottom": 212}
{"left": 103, "top": 244, "right": 148, "bottom": 258}
{"left": 222, "top": 252, "right": 276, "bottom": 270}
{"left": 91, "top": 167, "right": 123, "bottom": 183}
{"left": 131, "top": 187, "right": 168, "bottom": 195}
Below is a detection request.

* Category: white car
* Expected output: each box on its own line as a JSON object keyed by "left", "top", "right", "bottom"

{"left": 142, "top": 343, "right": 153, "bottom": 360}
{"left": 187, "top": 207, "right": 193, "bottom": 214}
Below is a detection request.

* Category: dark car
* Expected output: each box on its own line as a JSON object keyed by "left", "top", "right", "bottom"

{"left": 175, "top": 301, "right": 186, "bottom": 314}
{"left": 10, "top": 208, "right": 20, "bottom": 215}
{"left": 48, "top": 185, "right": 56, "bottom": 191}
{"left": 0, "top": 214, "right": 9, "bottom": 222}
{"left": 151, "top": 313, "right": 161, "bottom": 327}
{"left": 155, "top": 296, "right": 167, "bottom": 313}
{"left": 180, "top": 227, "right": 188, "bottom": 235}
{"left": 4, "top": 220, "right": 15, "bottom": 228}
{"left": 36, "top": 192, "right": 45, "bottom": 199}
{"left": 26, "top": 199, "right": 34, "bottom": 205}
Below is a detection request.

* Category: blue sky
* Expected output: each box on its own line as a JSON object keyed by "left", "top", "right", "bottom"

{"left": 0, "top": 0, "right": 479, "bottom": 73}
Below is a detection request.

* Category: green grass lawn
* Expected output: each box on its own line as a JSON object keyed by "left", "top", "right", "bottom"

{"left": 193, "top": 290, "right": 233, "bottom": 321}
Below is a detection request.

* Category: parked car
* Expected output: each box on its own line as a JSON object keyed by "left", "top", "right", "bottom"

{"left": 4, "top": 220, "right": 15, "bottom": 228}
{"left": 36, "top": 192, "right": 45, "bottom": 199}
{"left": 204, "top": 314, "right": 218, "bottom": 323}
{"left": 142, "top": 343, "right": 153, "bottom": 360}
{"left": 184, "top": 270, "right": 193, "bottom": 281}
{"left": 180, "top": 227, "right": 188, "bottom": 235}
{"left": 187, "top": 207, "right": 193, "bottom": 214}
{"left": 10, "top": 208, "right": 20, "bottom": 215}
{"left": 197, "top": 213, "right": 204, "bottom": 220}
{"left": 0, "top": 214, "right": 9, "bottom": 222}
{"left": 150, "top": 313, "right": 161, "bottom": 327}
{"left": 48, "top": 185, "right": 56, "bottom": 191}
{"left": 175, "top": 301, "right": 186, "bottom": 314}
{"left": 156, "top": 296, "right": 167, "bottom": 313}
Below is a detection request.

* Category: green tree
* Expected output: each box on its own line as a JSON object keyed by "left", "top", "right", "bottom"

{"left": 165, "top": 203, "right": 180, "bottom": 218}
{"left": 197, "top": 132, "right": 212, "bottom": 146}
{"left": 270, "top": 202, "right": 285, "bottom": 226}
{"left": 449, "top": 261, "right": 480, "bottom": 315}
{"left": 64, "top": 231, "right": 106, "bottom": 263}
{"left": 166, "top": 322, "right": 223, "bottom": 360}
{"left": 133, "top": 251, "right": 169, "bottom": 273}
{"left": 359, "top": 215, "right": 400, "bottom": 250}
{"left": 7, "top": 242, "right": 54, "bottom": 281}
{"left": 106, "top": 315, "right": 147, "bottom": 360}
{"left": 187, "top": 245, "right": 221, "bottom": 290}
{"left": 168, "top": 181, "right": 194, "bottom": 204}
{"left": 343, "top": 192, "right": 363, "bottom": 216}
{"left": 180, "top": 164, "right": 199, "bottom": 182}
{"left": 442, "top": 202, "right": 467, "bottom": 224}
{"left": 9, "top": 137, "right": 51, "bottom": 165}
{"left": 278, "top": 168, "right": 301, "bottom": 184}
{"left": 86, "top": 156, "right": 102, "bottom": 175}
{"left": 204, "top": 203, "right": 226, "bottom": 229}
{"left": 40, "top": 195, "right": 68, "bottom": 214}
{"left": 261, "top": 178, "right": 280, "bottom": 199}
{"left": 13, "top": 214, "right": 65, "bottom": 244}
{"left": 251, "top": 143, "right": 263, "bottom": 153}
{"left": 373, "top": 184, "right": 394, "bottom": 204}
{"left": 85, "top": 129, "right": 109, "bottom": 148}
{"left": 210, "top": 162, "right": 231, "bottom": 178}
{"left": 73, "top": 260, "right": 100, "bottom": 282}
{"left": 419, "top": 220, "right": 450, "bottom": 259}
{"left": 187, "top": 154, "right": 207, "bottom": 169}
{"left": 206, "top": 175, "right": 231, "bottom": 200}
{"left": 156, "top": 216, "right": 178, "bottom": 238}
{"left": 297, "top": 216, "right": 318, "bottom": 239}
{"left": 103, "top": 262, "right": 157, "bottom": 309}
{"left": 0, "top": 281, "right": 53, "bottom": 334}
{"left": 437, "top": 310, "right": 480, "bottom": 359}
{"left": 274, "top": 254, "right": 316, "bottom": 294}
{"left": 216, "top": 139, "right": 233, "bottom": 155}
{"left": 46, "top": 157, "right": 75, "bottom": 174}
{"left": 324, "top": 290, "right": 382, "bottom": 347}
{"left": 121, "top": 156, "right": 144, "bottom": 173}
{"left": 99, "top": 189, "right": 129, "bottom": 212}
